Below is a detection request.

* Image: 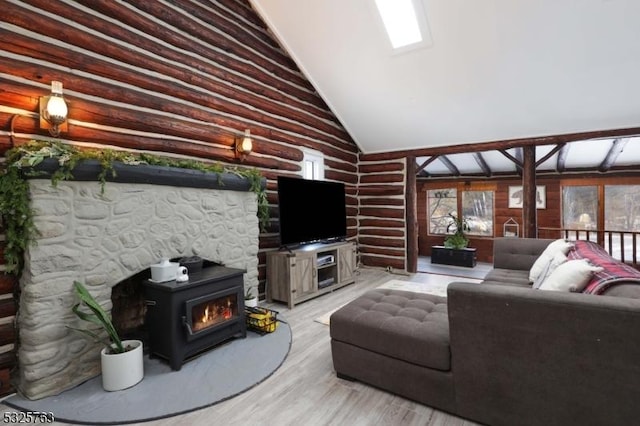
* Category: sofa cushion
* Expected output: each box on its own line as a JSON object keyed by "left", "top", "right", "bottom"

{"left": 330, "top": 289, "right": 451, "bottom": 371}
{"left": 483, "top": 268, "right": 531, "bottom": 287}
{"left": 492, "top": 237, "right": 555, "bottom": 271}
{"left": 532, "top": 251, "right": 568, "bottom": 289}
{"left": 538, "top": 259, "right": 603, "bottom": 292}
{"left": 529, "top": 239, "right": 574, "bottom": 282}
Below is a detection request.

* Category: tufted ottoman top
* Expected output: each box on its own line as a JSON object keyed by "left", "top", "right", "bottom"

{"left": 330, "top": 289, "right": 451, "bottom": 371}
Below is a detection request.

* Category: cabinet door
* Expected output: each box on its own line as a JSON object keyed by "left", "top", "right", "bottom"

{"left": 292, "top": 253, "right": 316, "bottom": 301}
{"left": 266, "top": 252, "right": 291, "bottom": 303}
{"left": 338, "top": 244, "right": 356, "bottom": 283}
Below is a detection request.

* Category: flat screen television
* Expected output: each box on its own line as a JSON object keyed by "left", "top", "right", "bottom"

{"left": 277, "top": 176, "right": 347, "bottom": 247}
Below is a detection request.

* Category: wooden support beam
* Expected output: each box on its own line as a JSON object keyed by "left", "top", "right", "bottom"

{"left": 599, "top": 138, "right": 628, "bottom": 172}
{"left": 499, "top": 149, "right": 523, "bottom": 173}
{"left": 472, "top": 152, "right": 491, "bottom": 177}
{"left": 416, "top": 156, "right": 437, "bottom": 174}
{"left": 406, "top": 157, "right": 418, "bottom": 273}
{"left": 515, "top": 147, "right": 523, "bottom": 163}
{"left": 438, "top": 155, "right": 460, "bottom": 176}
{"left": 536, "top": 143, "right": 566, "bottom": 167}
{"left": 557, "top": 143, "right": 570, "bottom": 172}
{"left": 522, "top": 146, "right": 537, "bottom": 238}
{"left": 360, "top": 126, "right": 640, "bottom": 161}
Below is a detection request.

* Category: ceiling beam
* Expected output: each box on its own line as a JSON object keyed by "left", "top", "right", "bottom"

{"left": 438, "top": 155, "right": 460, "bottom": 176}
{"left": 536, "top": 143, "right": 566, "bottom": 167}
{"left": 499, "top": 149, "right": 521, "bottom": 167}
{"left": 598, "top": 138, "right": 629, "bottom": 172}
{"left": 416, "top": 156, "right": 437, "bottom": 174}
{"left": 360, "top": 126, "right": 640, "bottom": 161}
{"left": 556, "top": 144, "right": 570, "bottom": 172}
{"left": 515, "top": 147, "right": 523, "bottom": 163}
{"left": 472, "top": 152, "right": 491, "bottom": 177}
{"left": 499, "top": 149, "right": 523, "bottom": 175}
{"left": 514, "top": 147, "right": 524, "bottom": 176}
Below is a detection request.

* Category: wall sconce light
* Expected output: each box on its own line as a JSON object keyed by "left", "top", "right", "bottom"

{"left": 235, "top": 129, "right": 253, "bottom": 160}
{"left": 39, "top": 81, "right": 68, "bottom": 137}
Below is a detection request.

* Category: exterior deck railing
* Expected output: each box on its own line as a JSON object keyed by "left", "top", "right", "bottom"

{"left": 538, "top": 227, "right": 640, "bottom": 267}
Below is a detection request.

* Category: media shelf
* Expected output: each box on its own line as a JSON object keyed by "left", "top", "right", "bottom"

{"left": 266, "top": 241, "right": 357, "bottom": 308}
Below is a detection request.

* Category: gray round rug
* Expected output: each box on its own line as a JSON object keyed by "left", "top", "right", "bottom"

{"left": 4, "top": 320, "right": 291, "bottom": 425}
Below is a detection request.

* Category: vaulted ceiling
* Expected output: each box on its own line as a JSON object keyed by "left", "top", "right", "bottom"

{"left": 250, "top": 0, "right": 640, "bottom": 174}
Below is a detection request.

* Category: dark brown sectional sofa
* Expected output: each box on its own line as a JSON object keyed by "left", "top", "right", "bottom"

{"left": 330, "top": 237, "right": 640, "bottom": 426}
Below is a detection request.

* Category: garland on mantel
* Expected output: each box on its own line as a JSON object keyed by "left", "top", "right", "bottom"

{"left": 0, "top": 140, "right": 269, "bottom": 275}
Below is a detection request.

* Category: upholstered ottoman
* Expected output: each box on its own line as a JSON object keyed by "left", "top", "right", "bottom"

{"left": 330, "top": 289, "right": 455, "bottom": 412}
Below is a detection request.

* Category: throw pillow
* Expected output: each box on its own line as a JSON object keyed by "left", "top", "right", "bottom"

{"left": 538, "top": 259, "right": 603, "bottom": 292}
{"left": 529, "top": 239, "right": 574, "bottom": 282}
{"left": 532, "top": 251, "right": 567, "bottom": 289}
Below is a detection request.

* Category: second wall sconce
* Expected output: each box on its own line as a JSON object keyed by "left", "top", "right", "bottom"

{"left": 235, "top": 129, "right": 253, "bottom": 160}
{"left": 39, "top": 81, "right": 68, "bottom": 137}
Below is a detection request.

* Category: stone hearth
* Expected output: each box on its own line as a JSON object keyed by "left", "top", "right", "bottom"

{"left": 16, "top": 163, "right": 262, "bottom": 399}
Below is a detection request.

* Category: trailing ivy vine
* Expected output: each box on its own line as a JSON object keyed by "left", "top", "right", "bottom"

{"left": 0, "top": 140, "right": 269, "bottom": 275}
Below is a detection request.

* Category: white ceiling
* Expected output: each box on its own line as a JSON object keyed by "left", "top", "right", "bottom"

{"left": 250, "top": 0, "right": 640, "bottom": 155}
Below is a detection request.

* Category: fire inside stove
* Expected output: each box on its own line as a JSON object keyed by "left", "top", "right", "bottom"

{"left": 191, "top": 294, "right": 238, "bottom": 333}
{"left": 143, "top": 265, "right": 247, "bottom": 370}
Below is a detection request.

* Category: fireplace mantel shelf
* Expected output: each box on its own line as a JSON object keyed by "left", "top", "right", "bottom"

{"left": 26, "top": 158, "right": 265, "bottom": 192}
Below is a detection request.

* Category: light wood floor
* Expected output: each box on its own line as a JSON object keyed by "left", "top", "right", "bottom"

{"left": 1, "top": 267, "right": 482, "bottom": 426}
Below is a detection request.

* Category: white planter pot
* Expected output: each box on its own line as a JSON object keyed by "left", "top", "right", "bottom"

{"left": 245, "top": 297, "right": 258, "bottom": 308}
{"left": 101, "top": 339, "right": 144, "bottom": 391}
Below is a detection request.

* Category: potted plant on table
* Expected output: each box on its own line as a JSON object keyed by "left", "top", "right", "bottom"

{"left": 68, "top": 281, "right": 144, "bottom": 391}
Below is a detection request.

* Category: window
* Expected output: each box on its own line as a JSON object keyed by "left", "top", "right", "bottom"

{"left": 427, "top": 188, "right": 457, "bottom": 234}
{"left": 462, "top": 191, "right": 494, "bottom": 236}
{"left": 605, "top": 185, "right": 640, "bottom": 260}
{"left": 302, "top": 149, "right": 324, "bottom": 180}
{"left": 373, "top": 0, "right": 432, "bottom": 52}
{"left": 428, "top": 188, "right": 494, "bottom": 237}
{"left": 605, "top": 185, "right": 640, "bottom": 231}
{"left": 561, "top": 184, "right": 640, "bottom": 260}
{"left": 562, "top": 186, "right": 598, "bottom": 241}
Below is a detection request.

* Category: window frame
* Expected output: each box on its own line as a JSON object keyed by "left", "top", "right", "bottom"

{"left": 426, "top": 183, "right": 496, "bottom": 238}
{"left": 302, "top": 148, "right": 325, "bottom": 180}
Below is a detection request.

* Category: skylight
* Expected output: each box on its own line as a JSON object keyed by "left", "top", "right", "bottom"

{"left": 374, "top": 0, "right": 424, "bottom": 49}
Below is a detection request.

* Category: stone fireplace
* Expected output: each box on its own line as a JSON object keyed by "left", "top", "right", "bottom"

{"left": 15, "top": 162, "right": 262, "bottom": 399}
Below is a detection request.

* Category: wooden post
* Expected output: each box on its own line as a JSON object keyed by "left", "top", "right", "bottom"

{"left": 522, "top": 146, "right": 537, "bottom": 238}
{"left": 406, "top": 156, "right": 418, "bottom": 273}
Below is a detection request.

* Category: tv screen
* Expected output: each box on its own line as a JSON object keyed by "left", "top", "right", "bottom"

{"left": 277, "top": 176, "right": 347, "bottom": 246}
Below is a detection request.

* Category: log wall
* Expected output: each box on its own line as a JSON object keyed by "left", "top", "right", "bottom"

{"left": 417, "top": 175, "right": 640, "bottom": 264}
{"left": 0, "top": 0, "right": 359, "bottom": 397}
{"left": 418, "top": 178, "right": 561, "bottom": 263}
{"left": 357, "top": 154, "right": 407, "bottom": 271}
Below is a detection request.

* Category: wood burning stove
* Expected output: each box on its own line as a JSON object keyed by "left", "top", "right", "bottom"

{"left": 142, "top": 265, "right": 246, "bottom": 370}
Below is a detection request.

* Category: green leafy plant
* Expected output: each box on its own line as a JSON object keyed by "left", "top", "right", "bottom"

{"left": 444, "top": 213, "right": 470, "bottom": 249}
{"left": 0, "top": 165, "right": 36, "bottom": 274}
{"left": 68, "top": 281, "right": 125, "bottom": 354}
{"left": 244, "top": 287, "right": 254, "bottom": 300}
{"left": 0, "top": 140, "right": 269, "bottom": 275}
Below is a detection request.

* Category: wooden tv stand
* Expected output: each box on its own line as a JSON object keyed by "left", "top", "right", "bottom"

{"left": 266, "top": 241, "right": 357, "bottom": 308}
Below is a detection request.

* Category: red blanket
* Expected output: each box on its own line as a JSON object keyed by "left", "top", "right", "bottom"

{"left": 568, "top": 240, "right": 640, "bottom": 294}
